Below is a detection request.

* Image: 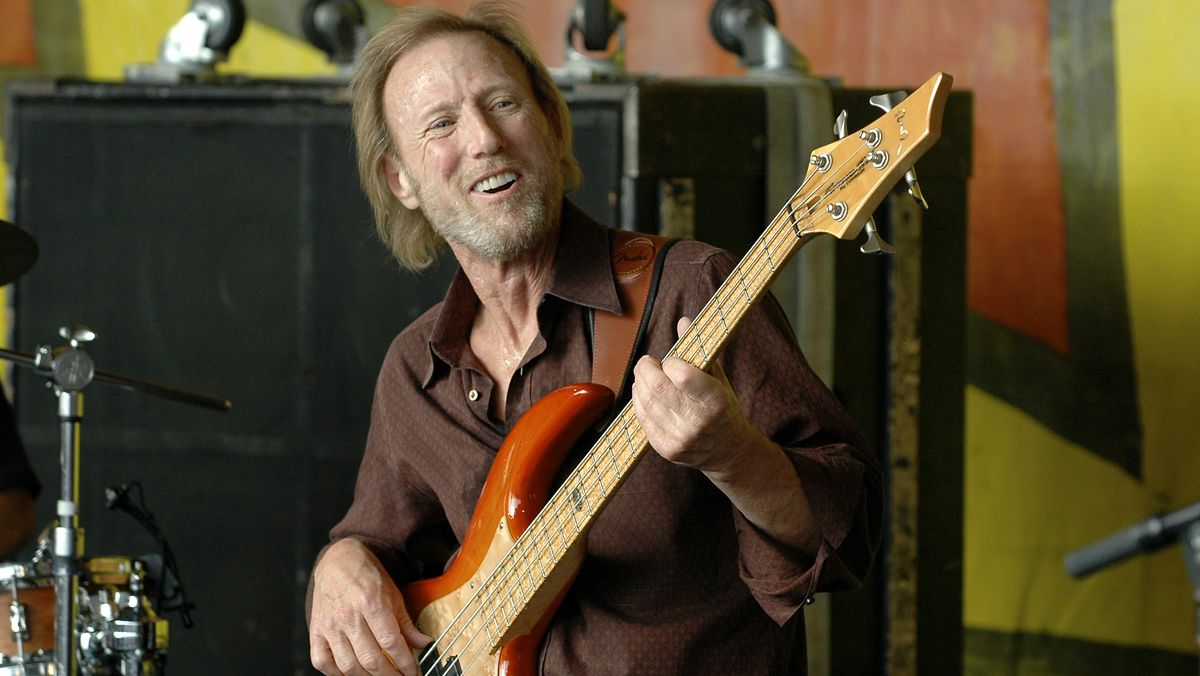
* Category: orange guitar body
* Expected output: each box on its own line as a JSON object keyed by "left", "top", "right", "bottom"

{"left": 402, "top": 383, "right": 614, "bottom": 676}
{"left": 396, "top": 71, "right": 955, "bottom": 675}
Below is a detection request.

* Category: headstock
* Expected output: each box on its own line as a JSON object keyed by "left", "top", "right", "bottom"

{"left": 789, "top": 72, "right": 953, "bottom": 249}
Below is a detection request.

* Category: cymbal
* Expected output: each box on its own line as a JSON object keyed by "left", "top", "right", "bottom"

{"left": 0, "top": 219, "right": 38, "bottom": 287}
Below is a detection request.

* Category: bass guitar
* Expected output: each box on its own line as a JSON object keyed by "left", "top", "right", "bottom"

{"left": 405, "top": 71, "right": 954, "bottom": 676}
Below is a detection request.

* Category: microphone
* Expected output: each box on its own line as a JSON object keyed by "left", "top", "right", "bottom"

{"left": 105, "top": 483, "right": 132, "bottom": 510}
{"left": 1065, "top": 500, "right": 1200, "bottom": 578}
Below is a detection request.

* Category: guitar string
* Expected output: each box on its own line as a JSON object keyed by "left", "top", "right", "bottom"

{"left": 428, "top": 82, "right": 941, "bottom": 666}
{"left": 421, "top": 161, "right": 858, "bottom": 676}
{"left": 426, "top": 200, "right": 830, "bottom": 675}
{"left": 420, "top": 206, "right": 826, "bottom": 676}
{"left": 419, "top": 138, "right": 875, "bottom": 674}
{"left": 419, "top": 155, "right": 859, "bottom": 676}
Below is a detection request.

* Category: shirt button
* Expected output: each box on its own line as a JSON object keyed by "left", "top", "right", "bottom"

{"left": 467, "top": 389, "right": 480, "bottom": 402}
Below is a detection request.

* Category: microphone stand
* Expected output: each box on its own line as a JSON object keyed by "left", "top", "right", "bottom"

{"left": 1065, "top": 500, "right": 1200, "bottom": 674}
{"left": 0, "top": 325, "right": 230, "bottom": 675}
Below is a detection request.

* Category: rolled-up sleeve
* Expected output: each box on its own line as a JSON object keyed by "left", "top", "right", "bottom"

{"left": 687, "top": 249, "right": 884, "bottom": 624}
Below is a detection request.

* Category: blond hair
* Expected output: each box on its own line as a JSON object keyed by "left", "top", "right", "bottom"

{"left": 350, "top": 2, "right": 582, "bottom": 271}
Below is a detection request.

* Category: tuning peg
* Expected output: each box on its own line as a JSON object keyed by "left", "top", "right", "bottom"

{"left": 904, "top": 169, "right": 929, "bottom": 209}
{"left": 860, "top": 219, "right": 895, "bottom": 255}
{"left": 869, "top": 89, "right": 908, "bottom": 113}
{"left": 834, "top": 109, "right": 848, "bottom": 139}
{"left": 868, "top": 88, "right": 930, "bottom": 209}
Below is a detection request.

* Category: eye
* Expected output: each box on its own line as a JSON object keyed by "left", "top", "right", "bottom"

{"left": 424, "top": 117, "right": 455, "bottom": 136}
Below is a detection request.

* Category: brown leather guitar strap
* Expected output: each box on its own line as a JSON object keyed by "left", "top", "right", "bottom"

{"left": 591, "top": 229, "right": 677, "bottom": 398}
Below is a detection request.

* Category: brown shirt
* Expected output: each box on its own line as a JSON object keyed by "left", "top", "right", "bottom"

{"left": 330, "top": 203, "right": 882, "bottom": 674}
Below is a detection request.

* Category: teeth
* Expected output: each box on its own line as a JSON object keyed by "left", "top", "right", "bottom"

{"left": 473, "top": 171, "right": 518, "bottom": 193}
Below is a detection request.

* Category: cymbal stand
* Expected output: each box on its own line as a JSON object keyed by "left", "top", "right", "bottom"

{"left": 0, "top": 324, "right": 231, "bottom": 675}
{"left": 38, "top": 326, "right": 96, "bottom": 676}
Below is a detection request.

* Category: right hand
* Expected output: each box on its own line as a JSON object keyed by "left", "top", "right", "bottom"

{"left": 309, "top": 538, "right": 432, "bottom": 675}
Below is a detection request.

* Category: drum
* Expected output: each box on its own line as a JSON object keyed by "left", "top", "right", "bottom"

{"left": 0, "top": 558, "right": 168, "bottom": 675}
{"left": 0, "top": 562, "right": 54, "bottom": 674}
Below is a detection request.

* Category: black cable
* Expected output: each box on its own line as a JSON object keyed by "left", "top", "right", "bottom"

{"left": 105, "top": 481, "right": 195, "bottom": 628}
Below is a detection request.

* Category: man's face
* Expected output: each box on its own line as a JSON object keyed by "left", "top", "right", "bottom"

{"left": 382, "top": 32, "right": 565, "bottom": 262}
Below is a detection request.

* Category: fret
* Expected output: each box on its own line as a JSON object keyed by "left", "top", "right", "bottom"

{"left": 784, "top": 201, "right": 803, "bottom": 238}
{"left": 761, "top": 239, "right": 777, "bottom": 271}
{"left": 605, "top": 449, "right": 617, "bottom": 484}
{"left": 621, "top": 417, "right": 638, "bottom": 457}
{"left": 430, "top": 72, "right": 953, "bottom": 665}
{"left": 605, "top": 435, "right": 622, "bottom": 477}
{"left": 588, "top": 448, "right": 606, "bottom": 494}
{"left": 524, "top": 560, "right": 536, "bottom": 589}
{"left": 568, "top": 495, "right": 582, "bottom": 533}
{"left": 502, "top": 584, "right": 516, "bottom": 620}
{"left": 579, "top": 485, "right": 594, "bottom": 516}
{"left": 555, "top": 508, "right": 570, "bottom": 549}
{"left": 738, "top": 271, "right": 753, "bottom": 304}
{"left": 484, "top": 613, "right": 498, "bottom": 645}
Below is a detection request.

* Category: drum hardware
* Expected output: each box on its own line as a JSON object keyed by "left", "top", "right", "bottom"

{"left": 0, "top": 323, "right": 230, "bottom": 675}
{"left": 104, "top": 483, "right": 194, "bottom": 630}
{"left": 1, "top": 556, "right": 170, "bottom": 675}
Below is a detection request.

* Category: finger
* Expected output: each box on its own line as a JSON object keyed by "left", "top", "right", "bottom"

{"left": 660, "top": 356, "right": 707, "bottom": 388}
{"left": 396, "top": 606, "right": 433, "bottom": 649}
{"left": 310, "top": 634, "right": 345, "bottom": 676}
{"left": 363, "top": 609, "right": 425, "bottom": 676}
{"left": 339, "top": 611, "right": 403, "bottom": 676}
{"left": 633, "top": 356, "right": 685, "bottom": 418}
{"left": 632, "top": 381, "right": 676, "bottom": 459}
{"left": 676, "top": 315, "right": 692, "bottom": 337}
{"left": 326, "top": 629, "right": 368, "bottom": 675}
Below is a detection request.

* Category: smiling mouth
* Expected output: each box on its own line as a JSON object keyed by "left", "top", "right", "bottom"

{"left": 472, "top": 171, "right": 519, "bottom": 194}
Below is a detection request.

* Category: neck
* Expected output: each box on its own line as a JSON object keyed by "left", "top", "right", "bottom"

{"left": 452, "top": 222, "right": 559, "bottom": 334}
{"left": 451, "top": 223, "right": 561, "bottom": 416}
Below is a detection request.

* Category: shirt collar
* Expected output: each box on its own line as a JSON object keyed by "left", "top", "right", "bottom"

{"left": 421, "top": 200, "right": 620, "bottom": 387}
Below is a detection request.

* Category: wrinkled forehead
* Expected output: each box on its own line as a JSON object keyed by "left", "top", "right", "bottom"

{"left": 382, "top": 31, "right": 535, "bottom": 125}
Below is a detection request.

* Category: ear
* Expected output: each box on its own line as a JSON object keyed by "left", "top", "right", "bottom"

{"left": 383, "top": 155, "right": 420, "bottom": 210}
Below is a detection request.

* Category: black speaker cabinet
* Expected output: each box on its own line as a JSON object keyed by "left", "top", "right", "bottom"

{"left": 6, "top": 76, "right": 970, "bottom": 674}
{"left": 5, "top": 80, "right": 459, "bottom": 671}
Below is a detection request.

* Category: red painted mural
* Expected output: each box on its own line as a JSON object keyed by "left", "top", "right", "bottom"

{"left": 0, "top": 0, "right": 37, "bottom": 67}
{"left": 387, "top": 0, "right": 1068, "bottom": 353}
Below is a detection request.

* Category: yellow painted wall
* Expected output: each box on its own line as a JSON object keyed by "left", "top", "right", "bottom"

{"left": 1115, "top": 1, "right": 1200, "bottom": 506}
{"left": 964, "top": 0, "right": 1200, "bottom": 656}
{"left": 965, "top": 389, "right": 1194, "bottom": 650}
{"left": 78, "top": 0, "right": 337, "bottom": 80}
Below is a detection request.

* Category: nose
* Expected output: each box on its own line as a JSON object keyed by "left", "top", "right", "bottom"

{"left": 463, "top": 108, "right": 503, "bottom": 158}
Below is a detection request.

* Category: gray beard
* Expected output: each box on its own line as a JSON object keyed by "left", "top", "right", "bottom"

{"left": 411, "top": 162, "right": 562, "bottom": 262}
{"left": 433, "top": 191, "right": 554, "bottom": 262}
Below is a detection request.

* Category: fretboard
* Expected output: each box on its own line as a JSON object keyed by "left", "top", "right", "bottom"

{"left": 456, "top": 69, "right": 952, "bottom": 648}
{"left": 467, "top": 177, "right": 836, "bottom": 642}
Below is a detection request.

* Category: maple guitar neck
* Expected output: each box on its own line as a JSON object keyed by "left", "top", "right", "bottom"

{"left": 411, "top": 72, "right": 953, "bottom": 674}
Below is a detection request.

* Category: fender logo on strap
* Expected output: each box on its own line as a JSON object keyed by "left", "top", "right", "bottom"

{"left": 612, "top": 237, "right": 655, "bottom": 283}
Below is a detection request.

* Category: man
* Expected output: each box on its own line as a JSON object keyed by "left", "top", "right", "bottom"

{"left": 308, "top": 3, "right": 882, "bottom": 674}
{"left": 1, "top": 219, "right": 40, "bottom": 560}
{"left": 1, "top": 379, "right": 39, "bottom": 560}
